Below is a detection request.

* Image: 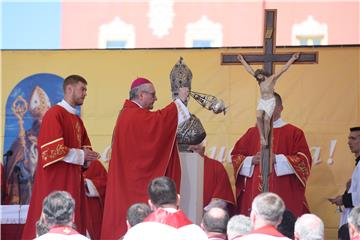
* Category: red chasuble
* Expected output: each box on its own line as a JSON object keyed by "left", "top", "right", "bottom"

{"left": 101, "top": 100, "right": 181, "bottom": 239}
{"left": 22, "top": 105, "right": 91, "bottom": 239}
{"left": 83, "top": 160, "right": 107, "bottom": 240}
{"left": 231, "top": 124, "right": 311, "bottom": 217}
{"left": 203, "top": 156, "right": 235, "bottom": 210}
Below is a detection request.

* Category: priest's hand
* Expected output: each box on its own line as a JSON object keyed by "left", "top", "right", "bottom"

{"left": 178, "top": 87, "right": 190, "bottom": 104}
{"left": 328, "top": 195, "right": 343, "bottom": 206}
{"left": 252, "top": 152, "right": 261, "bottom": 165}
{"left": 188, "top": 144, "right": 205, "bottom": 157}
{"left": 270, "top": 152, "right": 276, "bottom": 166}
{"left": 84, "top": 148, "right": 100, "bottom": 162}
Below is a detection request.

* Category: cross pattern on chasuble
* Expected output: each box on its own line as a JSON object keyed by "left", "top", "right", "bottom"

{"left": 221, "top": 9, "right": 318, "bottom": 192}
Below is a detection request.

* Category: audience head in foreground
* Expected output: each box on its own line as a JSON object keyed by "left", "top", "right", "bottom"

{"left": 239, "top": 192, "right": 289, "bottom": 239}
{"left": 201, "top": 207, "right": 229, "bottom": 239}
{"left": 41, "top": 191, "right": 76, "bottom": 227}
{"left": 227, "top": 214, "right": 252, "bottom": 240}
{"left": 147, "top": 176, "right": 179, "bottom": 210}
{"left": 124, "top": 176, "right": 208, "bottom": 240}
{"left": 251, "top": 192, "right": 285, "bottom": 228}
{"left": 35, "top": 191, "right": 89, "bottom": 239}
{"left": 294, "top": 213, "right": 324, "bottom": 240}
{"left": 126, "top": 202, "right": 152, "bottom": 229}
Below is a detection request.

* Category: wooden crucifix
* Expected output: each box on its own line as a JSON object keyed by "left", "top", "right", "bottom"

{"left": 221, "top": 9, "right": 318, "bottom": 192}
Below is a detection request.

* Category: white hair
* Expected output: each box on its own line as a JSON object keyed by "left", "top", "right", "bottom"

{"left": 251, "top": 192, "right": 285, "bottom": 226}
{"left": 227, "top": 214, "right": 252, "bottom": 239}
{"left": 294, "top": 214, "right": 324, "bottom": 240}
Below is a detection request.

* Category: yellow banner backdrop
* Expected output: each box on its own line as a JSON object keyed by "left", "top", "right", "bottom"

{"left": 1, "top": 47, "right": 359, "bottom": 239}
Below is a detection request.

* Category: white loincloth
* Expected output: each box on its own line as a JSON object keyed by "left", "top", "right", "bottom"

{"left": 257, "top": 97, "right": 276, "bottom": 117}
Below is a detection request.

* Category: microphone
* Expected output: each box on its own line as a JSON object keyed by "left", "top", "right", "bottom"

{"left": 3, "top": 150, "right": 13, "bottom": 157}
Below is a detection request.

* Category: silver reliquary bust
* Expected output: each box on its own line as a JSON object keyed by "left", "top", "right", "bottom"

{"left": 170, "top": 57, "right": 207, "bottom": 151}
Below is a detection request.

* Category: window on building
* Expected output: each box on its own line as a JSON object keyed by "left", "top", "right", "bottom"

{"left": 98, "top": 17, "right": 135, "bottom": 49}
{"left": 185, "top": 15, "right": 223, "bottom": 48}
{"left": 106, "top": 40, "right": 127, "bottom": 49}
{"left": 192, "top": 40, "right": 212, "bottom": 48}
{"left": 297, "top": 36, "right": 323, "bottom": 46}
{"left": 292, "top": 16, "right": 328, "bottom": 46}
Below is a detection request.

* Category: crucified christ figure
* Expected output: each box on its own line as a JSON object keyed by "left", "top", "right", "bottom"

{"left": 237, "top": 52, "right": 299, "bottom": 146}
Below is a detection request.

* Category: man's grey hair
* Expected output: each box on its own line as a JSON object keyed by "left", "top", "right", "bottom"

{"left": 227, "top": 214, "right": 252, "bottom": 239}
{"left": 348, "top": 207, "right": 360, "bottom": 233}
{"left": 129, "top": 84, "right": 148, "bottom": 100}
{"left": 127, "top": 203, "right": 152, "bottom": 227}
{"left": 294, "top": 214, "right": 324, "bottom": 240}
{"left": 41, "top": 191, "right": 75, "bottom": 227}
{"left": 202, "top": 207, "right": 229, "bottom": 234}
{"left": 251, "top": 192, "right": 285, "bottom": 226}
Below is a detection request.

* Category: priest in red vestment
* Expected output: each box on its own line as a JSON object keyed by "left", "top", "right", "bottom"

{"left": 83, "top": 159, "right": 107, "bottom": 240}
{"left": 22, "top": 75, "right": 100, "bottom": 239}
{"left": 231, "top": 92, "right": 311, "bottom": 217}
{"left": 203, "top": 156, "right": 235, "bottom": 212}
{"left": 188, "top": 144, "right": 235, "bottom": 212}
{"left": 101, "top": 77, "right": 190, "bottom": 239}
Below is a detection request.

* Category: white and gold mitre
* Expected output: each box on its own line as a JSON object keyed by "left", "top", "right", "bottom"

{"left": 29, "top": 86, "right": 51, "bottom": 119}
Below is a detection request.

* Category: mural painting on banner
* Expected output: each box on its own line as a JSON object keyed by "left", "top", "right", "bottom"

{"left": 3, "top": 73, "right": 65, "bottom": 205}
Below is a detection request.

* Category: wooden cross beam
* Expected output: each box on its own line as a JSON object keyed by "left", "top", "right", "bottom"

{"left": 221, "top": 9, "right": 318, "bottom": 75}
{"left": 222, "top": 9, "right": 318, "bottom": 192}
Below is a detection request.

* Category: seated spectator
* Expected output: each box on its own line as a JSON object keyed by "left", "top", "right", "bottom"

{"left": 294, "top": 213, "right": 324, "bottom": 240}
{"left": 124, "top": 176, "right": 207, "bottom": 240}
{"left": 240, "top": 192, "right": 290, "bottom": 240}
{"left": 348, "top": 206, "right": 360, "bottom": 240}
{"left": 124, "top": 221, "right": 180, "bottom": 240}
{"left": 34, "top": 191, "right": 89, "bottom": 240}
{"left": 277, "top": 209, "right": 296, "bottom": 239}
{"left": 227, "top": 214, "right": 252, "bottom": 240}
{"left": 201, "top": 207, "right": 229, "bottom": 239}
{"left": 126, "top": 202, "right": 152, "bottom": 229}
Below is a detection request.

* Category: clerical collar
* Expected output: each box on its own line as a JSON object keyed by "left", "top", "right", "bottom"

{"left": 273, "top": 118, "right": 287, "bottom": 128}
{"left": 356, "top": 156, "right": 360, "bottom": 166}
{"left": 159, "top": 207, "right": 178, "bottom": 213}
{"left": 58, "top": 100, "right": 77, "bottom": 115}
{"left": 131, "top": 100, "right": 143, "bottom": 108}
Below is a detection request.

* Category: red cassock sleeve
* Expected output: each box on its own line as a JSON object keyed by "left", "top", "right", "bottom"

{"left": 101, "top": 100, "right": 181, "bottom": 239}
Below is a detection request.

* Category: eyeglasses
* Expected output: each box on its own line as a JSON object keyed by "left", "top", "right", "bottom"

{"left": 143, "top": 90, "right": 156, "bottom": 98}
